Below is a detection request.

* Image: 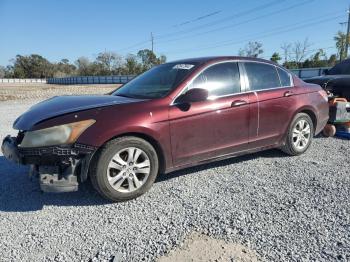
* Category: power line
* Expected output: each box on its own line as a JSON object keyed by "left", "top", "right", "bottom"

{"left": 116, "top": 40, "right": 150, "bottom": 53}
{"left": 116, "top": 0, "right": 287, "bottom": 53}
{"left": 160, "top": 13, "right": 344, "bottom": 55}
{"left": 155, "top": 0, "right": 314, "bottom": 45}
{"left": 154, "top": 0, "right": 288, "bottom": 40}
{"left": 172, "top": 11, "right": 222, "bottom": 28}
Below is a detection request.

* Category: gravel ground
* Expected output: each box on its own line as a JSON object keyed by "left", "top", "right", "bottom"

{"left": 0, "top": 83, "right": 119, "bottom": 101}
{"left": 0, "top": 97, "right": 349, "bottom": 261}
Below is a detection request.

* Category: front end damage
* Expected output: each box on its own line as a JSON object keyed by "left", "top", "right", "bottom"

{"left": 1, "top": 134, "right": 96, "bottom": 192}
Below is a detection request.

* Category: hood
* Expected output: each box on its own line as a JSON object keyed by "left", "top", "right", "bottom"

{"left": 14, "top": 95, "right": 144, "bottom": 130}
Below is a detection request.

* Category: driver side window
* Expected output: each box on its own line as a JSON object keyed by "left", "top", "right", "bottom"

{"left": 188, "top": 62, "right": 241, "bottom": 98}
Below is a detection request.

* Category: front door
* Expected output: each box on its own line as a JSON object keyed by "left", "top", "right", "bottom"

{"left": 169, "top": 62, "right": 250, "bottom": 167}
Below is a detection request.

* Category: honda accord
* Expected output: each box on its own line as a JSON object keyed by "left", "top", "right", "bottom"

{"left": 1, "top": 57, "right": 329, "bottom": 201}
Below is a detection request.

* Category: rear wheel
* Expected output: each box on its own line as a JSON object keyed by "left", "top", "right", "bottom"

{"left": 90, "top": 136, "right": 159, "bottom": 202}
{"left": 281, "top": 113, "right": 314, "bottom": 156}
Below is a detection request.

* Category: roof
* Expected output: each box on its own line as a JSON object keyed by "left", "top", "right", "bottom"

{"left": 169, "top": 56, "right": 277, "bottom": 66}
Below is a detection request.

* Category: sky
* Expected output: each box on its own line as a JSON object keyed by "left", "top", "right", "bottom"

{"left": 0, "top": 0, "right": 349, "bottom": 66}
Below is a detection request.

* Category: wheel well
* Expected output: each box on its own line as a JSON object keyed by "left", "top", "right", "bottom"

{"left": 300, "top": 109, "right": 317, "bottom": 131}
{"left": 109, "top": 132, "right": 166, "bottom": 174}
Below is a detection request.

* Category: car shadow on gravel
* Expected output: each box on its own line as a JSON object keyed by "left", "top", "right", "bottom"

{"left": 156, "top": 148, "right": 288, "bottom": 183}
{"left": 0, "top": 156, "right": 109, "bottom": 212}
{"left": 0, "top": 149, "right": 288, "bottom": 212}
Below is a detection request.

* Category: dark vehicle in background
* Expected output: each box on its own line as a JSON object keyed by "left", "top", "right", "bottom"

{"left": 304, "top": 59, "right": 350, "bottom": 100}
{"left": 1, "top": 57, "right": 329, "bottom": 202}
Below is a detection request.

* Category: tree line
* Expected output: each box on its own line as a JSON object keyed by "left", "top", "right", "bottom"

{"left": 0, "top": 49, "right": 166, "bottom": 78}
{"left": 239, "top": 31, "right": 349, "bottom": 69}
{"left": 0, "top": 31, "right": 349, "bottom": 78}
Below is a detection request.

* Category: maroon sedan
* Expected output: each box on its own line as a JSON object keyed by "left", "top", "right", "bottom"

{"left": 1, "top": 57, "right": 329, "bottom": 201}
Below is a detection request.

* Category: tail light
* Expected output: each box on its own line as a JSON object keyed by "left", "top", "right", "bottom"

{"left": 318, "top": 89, "right": 329, "bottom": 102}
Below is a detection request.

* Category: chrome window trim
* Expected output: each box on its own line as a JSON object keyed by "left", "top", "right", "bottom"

{"left": 171, "top": 60, "right": 244, "bottom": 105}
{"left": 170, "top": 59, "right": 294, "bottom": 105}
{"left": 275, "top": 65, "right": 294, "bottom": 88}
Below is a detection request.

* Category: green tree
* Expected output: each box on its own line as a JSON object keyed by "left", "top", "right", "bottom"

{"left": 137, "top": 49, "right": 167, "bottom": 71}
{"left": 75, "top": 57, "right": 92, "bottom": 76}
{"left": 334, "top": 31, "right": 350, "bottom": 60}
{"left": 239, "top": 42, "right": 264, "bottom": 58}
{"left": 270, "top": 52, "right": 281, "bottom": 63}
{"left": 53, "top": 59, "right": 76, "bottom": 77}
{"left": 302, "top": 49, "right": 328, "bottom": 68}
{"left": 328, "top": 54, "right": 337, "bottom": 67}
{"left": 12, "top": 54, "right": 53, "bottom": 78}
{"left": 122, "top": 54, "right": 142, "bottom": 75}
{"left": 96, "top": 51, "right": 123, "bottom": 75}
{"left": 0, "top": 66, "right": 5, "bottom": 78}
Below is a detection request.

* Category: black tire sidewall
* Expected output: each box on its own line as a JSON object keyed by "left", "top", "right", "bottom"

{"left": 92, "top": 137, "right": 159, "bottom": 202}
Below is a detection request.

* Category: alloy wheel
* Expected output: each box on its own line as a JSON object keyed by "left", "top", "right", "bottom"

{"left": 292, "top": 119, "right": 311, "bottom": 151}
{"left": 106, "top": 147, "right": 151, "bottom": 193}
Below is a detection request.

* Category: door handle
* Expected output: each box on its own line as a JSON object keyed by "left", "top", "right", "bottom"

{"left": 231, "top": 100, "right": 248, "bottom": 107}
{"left": 284, "top": 91, "right": 294, "bottom": 97}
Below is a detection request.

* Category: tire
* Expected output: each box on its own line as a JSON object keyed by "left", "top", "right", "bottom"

{"left": 281, "top": 113, "right": 314, "bottom": 156}
{"left": 90, "top": 136, "right": 159, "bottom": 202}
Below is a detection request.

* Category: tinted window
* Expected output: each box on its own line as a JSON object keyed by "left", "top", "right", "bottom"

{"left": 188, "top": 62, "right": 241, "bottom": 97}
{"left": 328, "top": 59, "right": 350, "bottom": 75}
{"left": 113, "top": 62, "right": 198, "bottom": 99}
{"left": 277, "top": 67, "right": 291, "bottom": 86}
{"left": 244, "top": 62, "right": 280, "bottom": 91}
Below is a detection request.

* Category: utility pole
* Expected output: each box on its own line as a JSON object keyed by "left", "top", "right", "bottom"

{"left": 151, "top": 32, "right": 154, "bottom": 53}
{"left": 345, "top": 7, "right": 350, "bottom": 58}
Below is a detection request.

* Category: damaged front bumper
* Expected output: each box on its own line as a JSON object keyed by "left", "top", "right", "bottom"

{"left": 1, "top": 135, "right": 97, "bottom": 193}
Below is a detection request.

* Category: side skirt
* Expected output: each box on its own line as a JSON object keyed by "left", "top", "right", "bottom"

{"left": 164, "top": 143, "right": 281, "bottom": 174}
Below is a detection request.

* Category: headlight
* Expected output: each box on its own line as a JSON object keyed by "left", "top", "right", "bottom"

{"left": 20, "top": 119, "right": 96, "bottom": 148}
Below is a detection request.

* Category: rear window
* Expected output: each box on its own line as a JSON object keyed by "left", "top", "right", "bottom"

{"left": 244, "top": 62, "right": 280, "bottom": 91}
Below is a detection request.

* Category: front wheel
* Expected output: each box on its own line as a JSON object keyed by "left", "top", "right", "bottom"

{"left": 90, "top": 136, "right": 159, "bottom": 202}
{"left": 281, "top": 113, "right": 314, "bottom": 156}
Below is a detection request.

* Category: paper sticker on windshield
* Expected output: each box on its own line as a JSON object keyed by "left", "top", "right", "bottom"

{"left": 173, "top": 64, "right": 194, "bottom": 70}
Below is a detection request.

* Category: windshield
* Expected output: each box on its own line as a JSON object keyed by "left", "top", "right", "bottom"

{"left": 113, "top": 62, "right": 198, "bottom": 99}
{"left": 328, "top": 59, "right": 350, "bottom": 75}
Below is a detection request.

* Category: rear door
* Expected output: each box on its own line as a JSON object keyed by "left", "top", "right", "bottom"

{"left": 242, "top": 62, "right": 296, "bottom": 147}
{"left": 169, "top": 62, "right": 250, "bottom": 167}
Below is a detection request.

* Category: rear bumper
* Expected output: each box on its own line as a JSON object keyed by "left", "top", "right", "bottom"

{"left": 1, "top": 135, "right": 97, "bottom": 192}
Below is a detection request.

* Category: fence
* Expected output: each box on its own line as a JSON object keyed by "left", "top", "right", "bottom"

{"left": 0, "top": 68, "right": 330, "bottom": 85}
{"left": 290, "top": 67, "right": 330, "bottom": 79}
{"left": 47, "top": 75, "right": 135, "bottom": 85}
{"left": 0, "top": 78, "right": 46, "bottom": 83}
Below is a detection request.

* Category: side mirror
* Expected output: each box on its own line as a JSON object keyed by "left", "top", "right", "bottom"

{"left": 176, "top": 88, "right": 209, "bottom": 104}
{"left": 323, "top": 69, "right": 329, "bottom": 75}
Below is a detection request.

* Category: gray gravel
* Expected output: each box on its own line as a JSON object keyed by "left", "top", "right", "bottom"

{"left": 0, "top": 99, "right": 349, "bottom": 261}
